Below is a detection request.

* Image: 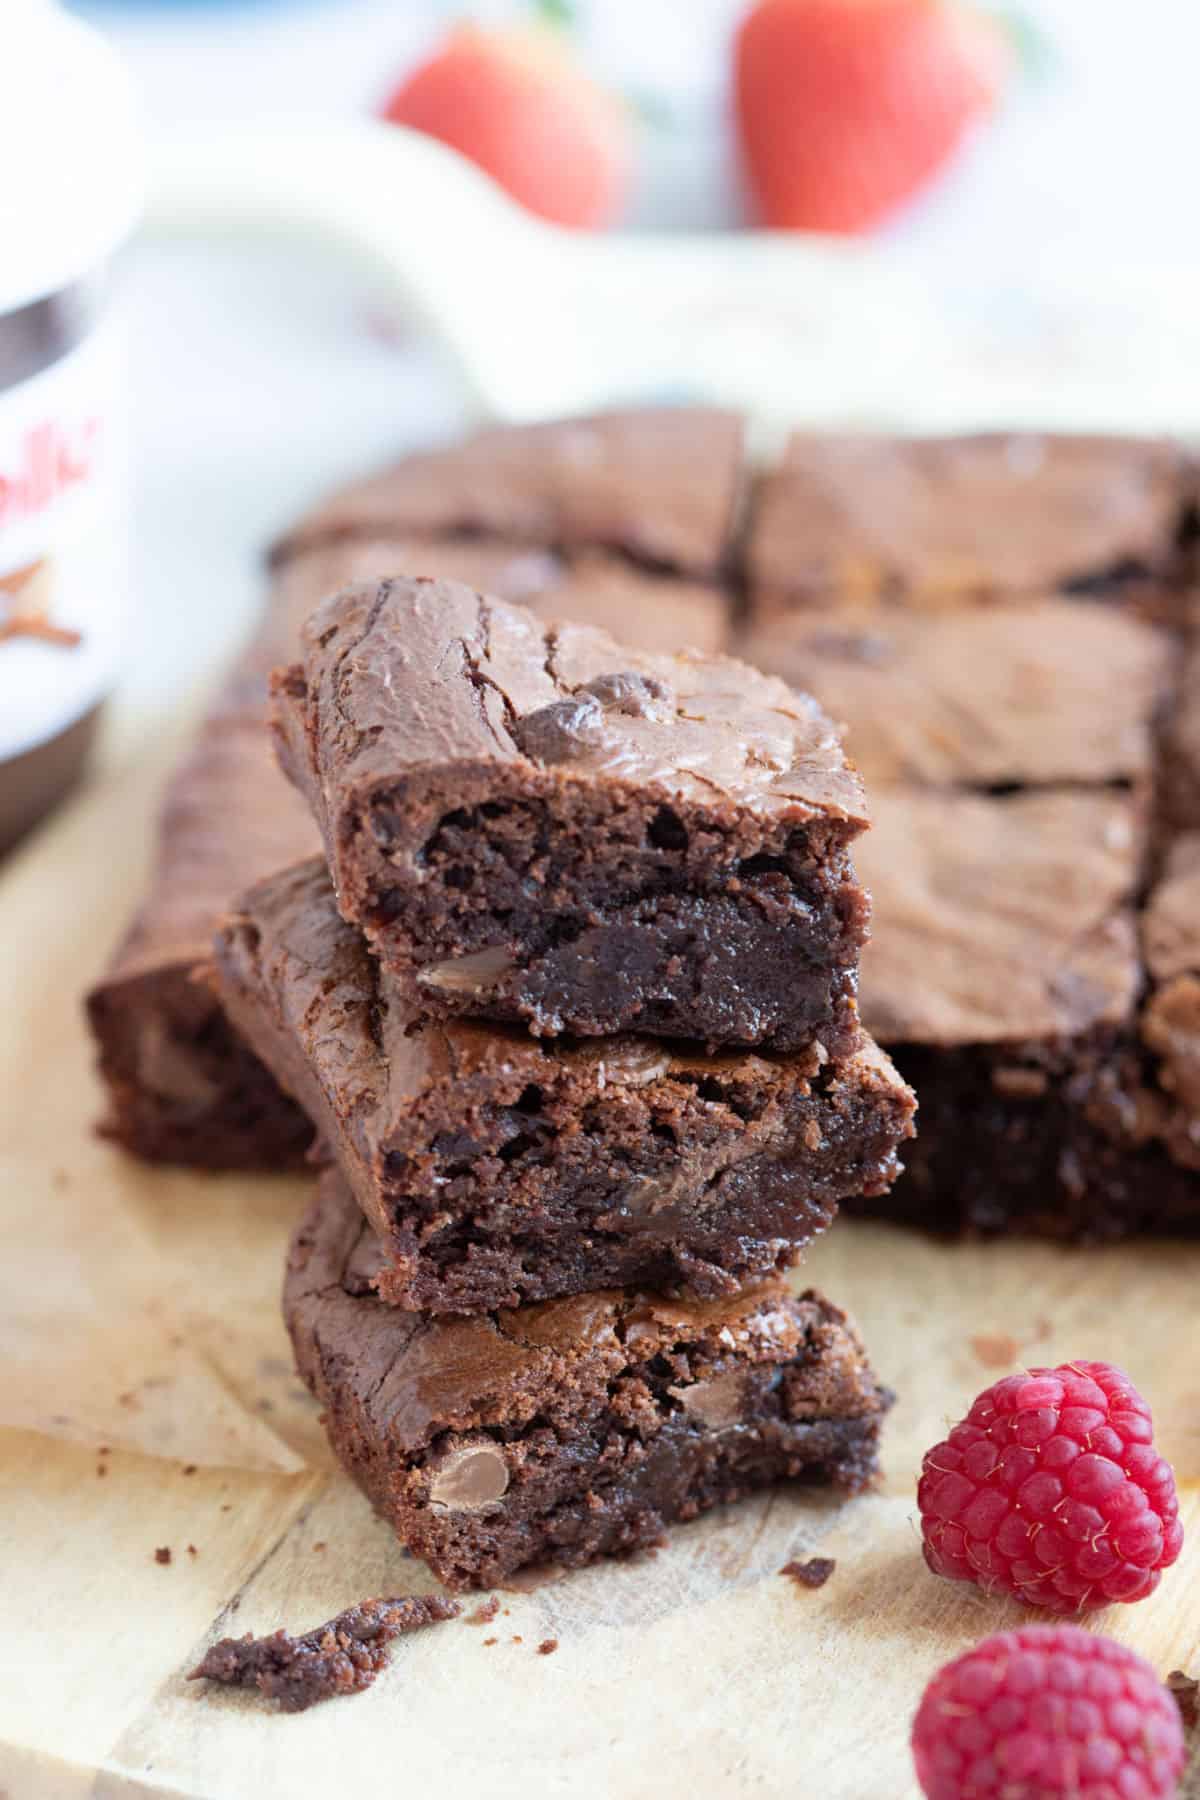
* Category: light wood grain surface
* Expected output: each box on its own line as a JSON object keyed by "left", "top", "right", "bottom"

{"left": 1, "top": 718, "right": 1197, "bottom": 1800}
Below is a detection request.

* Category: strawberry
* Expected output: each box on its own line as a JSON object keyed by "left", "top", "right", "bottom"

{"left": 734, "top": 0, "right": 1011, "bottom": 234}
{"left": 380, "top": 20, "right": 632, "bottom": 230}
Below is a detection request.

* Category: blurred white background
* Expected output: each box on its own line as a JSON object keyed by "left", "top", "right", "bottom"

{"left": 65, "top": 0, "right": 1200, "bottom": 713}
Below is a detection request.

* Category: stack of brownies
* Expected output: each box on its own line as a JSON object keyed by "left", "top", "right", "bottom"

{"left": 205, "top": 573, "right": 913, "bottom": 1588}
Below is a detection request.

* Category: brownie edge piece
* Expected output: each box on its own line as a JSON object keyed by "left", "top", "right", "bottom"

{"left": 285, "top": 1172, "right": 892, "bottom": 1591}
{"left": 271, "top": 577, "right": 871, "bottom": 1055}
{"left": 213, "top": 860, "right": 915, "bottom": 1315}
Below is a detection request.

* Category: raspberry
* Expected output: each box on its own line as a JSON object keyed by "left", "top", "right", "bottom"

{"left": 912, "top": 1625, "right": 1186, "bottom": 1800}
{"left": 918, "top": 1361, "right": 1182, "bottom": 1612}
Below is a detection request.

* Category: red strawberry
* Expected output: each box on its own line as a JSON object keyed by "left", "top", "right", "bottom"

{"left": 381, "top": 23, "right": 632, "bottom": 230}
{"left": 734, "top": 0, "right": 1011, "bottom": 233}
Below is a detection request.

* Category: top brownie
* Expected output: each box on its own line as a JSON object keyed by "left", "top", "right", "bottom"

{"left": 272, "top": 407, "right": 744, "bottom": 581}
{"left": 748, "top": 431, "right": 1193, "bottom": 612}
{"left": 271, "top": 576, "right": 870, "bottom": 1053}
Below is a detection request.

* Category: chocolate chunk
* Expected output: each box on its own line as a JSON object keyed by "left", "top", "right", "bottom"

{"left": 577, "top": 670, "right": 672, "bottom": 717}
{"left": 188, "top": 1595, "right": 460, "bottom": 1712}
{"left": 428, "top": 1443, "right": 510, "bottom": 1512}
{"left": 513, "top": 693, "right": 606, "bottom": 764}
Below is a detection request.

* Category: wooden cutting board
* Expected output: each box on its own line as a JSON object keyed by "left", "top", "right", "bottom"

{"left": 1, "top": 715, "right": 1197, "bottom": 1800}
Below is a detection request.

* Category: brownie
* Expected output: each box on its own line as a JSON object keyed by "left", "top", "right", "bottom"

{"left": 271, "top": 407, "right": 745, "bottom": 580}
{"left": 271, "top": 577, "right": 871, "bottom": 1053}
{"left": 284, "top": 1171, "right": 893, "bottom": 1590}
{"left": 847, "top": 790, "right": 1200, "bottom": 1237}
{"left": 738, "top": 598, "right": 1170, "bottom": 792}
{"left": 747, "top": 431, "right": 1194, "bottom": 614}
{"left": 213, "top": 859, "right": 915, "bottom": 1314}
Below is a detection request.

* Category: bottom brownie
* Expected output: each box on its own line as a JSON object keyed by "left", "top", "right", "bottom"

{"left": 286, "top": 1172, "right": 891, "bottom": 1590}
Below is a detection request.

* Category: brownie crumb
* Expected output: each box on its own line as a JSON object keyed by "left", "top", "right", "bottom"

{"left": 182, "top": 1463, "right": 198, "bottom": 1476}
{"left": 970, "top": 1334, "right": 1019, "bottom": 1369}
{"left": 780, "top": 1557, "right": 836, "bottom": 1590}
{"left": 312, "top": 1542, "right": 327, "bottom": 1554}
{"left": 187, "top": 1544, "right": 199, "bottom": 1558}
{"left": 482, "top": 1637, "right": 498, "bottom": 1647}
{"left": 96, "top": 1464, "right": 107, "bottom": 1478}
{"left": 466, "top": 1596, "right": 500, "bottom": 1626}
{"left": 512, "top": 1636, "right": 523, "bottom": 1645}
{"left": 155, "top": 1547, "right": 172, "bottom": 1566}
{"left": 189, "top": 1596, "right": 460, "bottom": 1712}
{"left": 1168, "top": 1670, "right": 1199, "bottom": 1730}
{"left": 538, "top": 1639, "right": 558, "bottom": 1656}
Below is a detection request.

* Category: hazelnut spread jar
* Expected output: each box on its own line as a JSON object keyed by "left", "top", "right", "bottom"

{"left": 0, "top": 1, "right": 139, "bottom": 853}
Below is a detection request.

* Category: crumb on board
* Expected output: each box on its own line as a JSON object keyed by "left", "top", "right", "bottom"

{"left": 969, "top": 1334, "right": 1019, "bottom": 1369}
{"left": 538, "top": 1640, "right": 558, "bottom": 1656}
{"left": 154, "top": 1547, "right": 172, "bottom": 1566}
{"left": 187, "top": 1545, "right": 198, "bottom": 1558}
{"left": 96, "top": 1464, "right": 107, "bottom": 1479}
{"left": 188, "top": 1596, "right": 460, "bottom": 1712}
{"left": 182, "top": 1463, "right": 197, "bottom": 1476}
{"left": 1168, "top": 1670, "right": 1199, "bottom": 1730}
{"left": 312, "top": 1542, "right": 327, "bottom": 1554}
{"left": 482, "top": 1638, "right": 498, "bottom": 1647}
{"left": 512, "top": 1635, "right": 523, "bottom": 1645}
{"left": 466, "top": 1596, "right": 500, "bottom": 1626}
{"left": 780, "top": 1557, "right": 836, "bottom": 1590}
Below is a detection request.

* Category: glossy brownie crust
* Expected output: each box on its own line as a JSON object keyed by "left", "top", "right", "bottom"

{"left": 214, "top": 860, "right": 914, "bottom": 1314}
{"left": 272, "top": 577, "right": 871, "bottom": 1053}
{"left": 285, "top": 1173, "right": 892, "bottom": 1590}
{"left": 747, "top": 431, "right": 1195, "bottom": 613}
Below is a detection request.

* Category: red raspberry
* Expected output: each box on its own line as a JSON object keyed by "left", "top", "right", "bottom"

{"left": 918, "top": 1361, "right": 1181, "bottom": 1612}
{"left": 912, "top": 1625, "right": 1186, "bottom": 1800}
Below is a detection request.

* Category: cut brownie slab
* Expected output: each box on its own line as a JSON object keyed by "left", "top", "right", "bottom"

{"left": 739, "top": 597, "right": 1170, "bottom": 791}
{"left": 271, "top": 407, "right": 745, "bottom": 580}
{"left": 214, "top": 860, "right": 915, "bottom": 1315}
{"left": 271, "top": 577, "right": 871, "bottom": 1053}
{"left": 747, "top": 431, "right": 1194, "bottom": 614}
{"left": 849, "top": 789, "right": 1200, "bottom": 1237}
{"left": 285, "top": 1171, "right": 892, "bottom": 1590}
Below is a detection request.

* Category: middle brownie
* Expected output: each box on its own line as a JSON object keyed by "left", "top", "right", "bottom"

{"left": 269, "top": 576, "right": 872, "bottom": 1055}
{"left": 213, "top": 860, "right": 915, "bottom": 1315}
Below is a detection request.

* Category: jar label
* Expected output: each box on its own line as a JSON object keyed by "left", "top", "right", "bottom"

{"left": 0, "top": 321, "right": 124, "bottom": 762}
